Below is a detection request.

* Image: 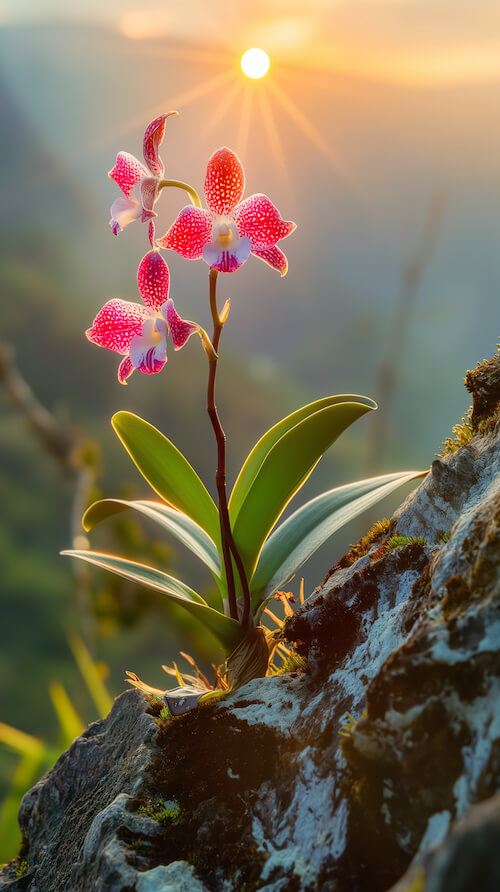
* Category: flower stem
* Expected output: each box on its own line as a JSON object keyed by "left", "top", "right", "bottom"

{"left": 157, "top": 179, "right": 202, "bottom": 208}
{"left": 207, "top": 269, "right": 252, "bottom": 628}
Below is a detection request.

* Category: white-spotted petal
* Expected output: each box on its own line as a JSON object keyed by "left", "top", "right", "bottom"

{"left": 162, "top": 299, "right": 199, "bottom": 350}
{"left": 140, "top": 177, "right": 159, "bottom": 223}
{"left": 118, "top": 356, "right": 135, "bottom": 385}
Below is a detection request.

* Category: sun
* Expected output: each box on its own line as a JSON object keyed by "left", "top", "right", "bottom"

{"left": 241, "top": 48, "right": 270, "bottom": 80}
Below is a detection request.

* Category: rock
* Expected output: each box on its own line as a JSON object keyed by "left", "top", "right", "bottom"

{"left": 1, "top": 353, "right": 499, "bottom": 891}
{"left": 135, "top": 862, "right": 208, "bottom": 892}
{"left": 387, "top": 792, "right": 500, "bottom": 892}
{"left": 0, "top": 690, "right": 164, "bottom": 892}
{"left": 465, "top": 349, "right": 500, "bottom": 430}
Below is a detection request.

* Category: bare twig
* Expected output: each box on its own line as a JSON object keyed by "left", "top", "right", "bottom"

{"left": 0, "top": 342, "right": 98, "bottom": 648}
{"left": 0, "top": 343, "right": 74, "bottom": 471}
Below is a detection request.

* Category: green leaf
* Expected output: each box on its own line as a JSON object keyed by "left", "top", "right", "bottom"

{"left": 83, "top": 499, "right": 221, "bottom": 579}
{"left": 0, "top": 723, "right": 45, "bottom": 758}
{"left": 231, "top": 397, "right": 376, "bottom": 577}
{"left": 229, "top": 395, "right": 375, "bottom": 523}
{"left": 62, "top": 550, "right": 242, "bottom": 652}
{"left": 48, "top": 681, "right": 84, "bottom": 747}
{"left": 111, "top": 412, "right": 219, "bottom": 543}
{"left": 0, "top": 750, "right": 50, "bottom": 862}
{"left": 0, "top": 725, "right": 59, "bottom": 861}
{"left": 251, "top": 470, "right": 428, "bottom": 611}
{"left": 68, "top": 633, "right": 114, "bottom": 719}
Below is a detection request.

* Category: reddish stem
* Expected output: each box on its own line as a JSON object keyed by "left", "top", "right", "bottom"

{"left": 207, "top": 269, "right": 251, "bottom": 628}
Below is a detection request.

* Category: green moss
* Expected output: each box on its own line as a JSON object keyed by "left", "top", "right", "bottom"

{"left": 14, "top": 859, "right": 28, "bottom": 878}
{"left": 441, "top": 408, "right": 476, "bottom": 454}
{"left": 329, "top": 518, "right": 391, "bottom": 573}
{"left": 274, "top": 653, "right": 307, "bottom": 675}
{"left": 385, "top": 535, "right": 427, "bottom": 553}
{"left": 159, "top": 705, "right": 171, "bottom": 723}
{"left": 138, "top": 799, "right": 181, "bottom": 826}
{"left": 440, "top": 404, "right": 498, "bottom": 455}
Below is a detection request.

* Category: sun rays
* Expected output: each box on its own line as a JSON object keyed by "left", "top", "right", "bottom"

{"left": 78, "top": 36, "right": 355, "bottom": 206}
{"left": 235, "top": 80, "right": 255, "bottom": 160}
{"left": 257, "top": 86, "right": 292, "bottom": 195}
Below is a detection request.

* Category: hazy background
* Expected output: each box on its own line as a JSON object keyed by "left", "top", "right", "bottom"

{"left": 1, "top": 0, "right": 499, "bottom": 850}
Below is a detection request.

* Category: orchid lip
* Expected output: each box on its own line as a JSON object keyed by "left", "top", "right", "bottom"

{"left": 202, "top": 233, "right": 251, "bottom": 273}
{"left": 211, "top": 219, "right": 239, "bottom": 249}
{"left": 129, "top": 316, "right": 168, "bottom": 373}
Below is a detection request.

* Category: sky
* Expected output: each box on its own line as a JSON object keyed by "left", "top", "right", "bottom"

{"left": 3, "top": 0, "right": 500, "bottom": 85}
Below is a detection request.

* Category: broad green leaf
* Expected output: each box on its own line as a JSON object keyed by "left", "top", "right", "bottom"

{"left": 229, "top": 395, "right": 375, "bottom": 523}
{"left": 231, "top": 398, "right": 376, "bottom": 577}
{"left": 83, "top": 499, "right": 221, "bottom": 581}
{"left": 62, "top": 550, "right": 242, "bottom": 652}
{"left": 68, "top": 633, "right": 114, "bottom": 719}
{"left": 112, "top": 412, "right": 219, "bottom": 543}
{"left": 252, "top": 470, "right": 428, "bottom": 612}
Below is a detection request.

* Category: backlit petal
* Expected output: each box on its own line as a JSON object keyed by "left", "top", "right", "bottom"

{"left": 148, "top": 220, "right": 156, "bottom": 248}
{"left": 163, "top": 299, "right": 199, "bottom": 349}
{"left": 143, "top": 111, "right": 177, "bottom": 178}
{"left": 130, "top": 317, "right": 167, "bottom": 375}
{"left": 140, "top": 177, "right": 159, "bottom": 223}
{"left": 234, "top": 194, "right": 296, "bottom": 249}
{"left": 86, "top": 299, "right": 150, "bottom": 354}
{"left": 137, "top": 250, "right": 170, "bottom": 311}
{"left": 204, "top": 147, "right": 245, "bottom": 215}
{"left": 252, "top": 245, "right": 289, "bottom": 276}
{"left": 109, "top": 195, "right": 141, "bottom": 235}
{"left": 108, "top": 152, "right": 148, "bottom": 198}
{"left": 202, "top": 235, "right": 251, "bottom": 273}
{"left": 118, "top": 356, "right": 135, "bottom": 385}
{"left": 157, "top": 206, "right": 213, "bottom": 259}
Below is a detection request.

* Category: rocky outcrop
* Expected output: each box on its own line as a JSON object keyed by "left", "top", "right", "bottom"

{"left": 387, "top": 792, "right": 500, "bottom": 892}
{"left": 2, "top": 353, "right": 499, "bottom": 891}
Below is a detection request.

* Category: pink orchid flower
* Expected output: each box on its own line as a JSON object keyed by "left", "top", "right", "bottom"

{"left": 157, "top": 147, "right": 296, "bottom": 275}
{"left": 109, "top": 112, "right": 177, "bottom": 247}
{"left": 86, "top": 250, "right": 198, "bottom": 384}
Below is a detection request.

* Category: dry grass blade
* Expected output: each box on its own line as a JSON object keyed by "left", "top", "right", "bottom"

{"left": 125, "top": 670, "right": 164, "bottom": 700}
{"left": 179, "top": 652, "right": 212, "bottom": 689}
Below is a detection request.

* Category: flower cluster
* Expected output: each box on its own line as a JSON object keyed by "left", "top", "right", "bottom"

{"left": 87, "top": 114, "right": 296, "bottom": 383}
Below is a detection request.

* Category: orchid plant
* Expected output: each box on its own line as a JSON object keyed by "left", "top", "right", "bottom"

{"left": 63, "top": 114, "right": 425, "bottom": 714}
